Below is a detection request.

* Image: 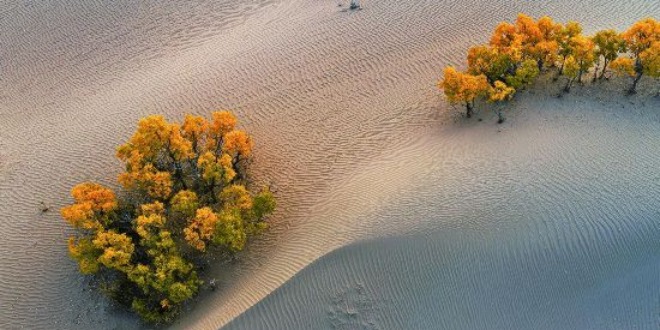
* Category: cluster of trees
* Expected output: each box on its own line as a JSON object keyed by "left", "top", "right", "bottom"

{"left": 61, "top": 111, "right": 275, "bottom": 323}
{"left": 439, "top": 14, "right": 659, "bottom": 122}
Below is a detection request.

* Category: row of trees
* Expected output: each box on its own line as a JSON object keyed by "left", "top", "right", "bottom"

{"left": 61, "top": 111, "right": 275, "bottom": 323}
{"left": 439, "top": 15, "right": 659, "bottom": 122}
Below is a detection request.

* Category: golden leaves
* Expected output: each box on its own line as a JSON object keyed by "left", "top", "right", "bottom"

{"left": 118, "top": 165, "right": 173, "bottom": 200}
{"left": 93, "top": 231, "right": 135, "bottom": 272}
{"left": 490, "top": 22, "right": 520, "bottom": 55}
{"left": 489, "top": 81, "right": 515, "bottom": 103}
{"left": 181, "top": 114, "right": 209, "bottom": 142}
{"left": 61, "top": 202, "right": 96, "bottom": 230}
{"left": 223, "top": 130, "right": 253, "bottom": 157}
{"left": 639, "top": 41, "right": 659, "bottom": 78}
{"left": 220, "top": 185, "right": 254, "bottom": 211}
{"left": 70, "top": 183, "right": 117, "bottom": 212}
{"left": 61, "top": 110, "right": 274, "bottom": 323}
{"left": 622, "top": 17, "right": 660, "bottom": 55}
{"left": 210, "top": 111, "right": 237, "bottom": 137}
{"left": 610, "top": 57, "right": 636, "bottom": 77}
{"left": 439, "top": 67, "right": 489, "bottom": 105}
{"left": 183, "top": 207, "right": 218, "bottom": 251}
{"left": 61, "top": 183, "right": 117, "bottom": 230}
{"left": 571, "top": 35, "right": 595, "bottom": 69}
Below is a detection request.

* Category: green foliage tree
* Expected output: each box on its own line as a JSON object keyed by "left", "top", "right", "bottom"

{"left": 62, "top": 111, "right": 276, "bottom": 323}
{"left": 505, "top": 59, "right": 540, "bottom": 89}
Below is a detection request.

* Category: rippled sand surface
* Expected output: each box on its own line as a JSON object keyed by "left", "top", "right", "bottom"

{"left": 0, "top": 0, "right": 658, "bottom": 329}
{"left": 226, "top": 88, "right": 660, "bottom": 329}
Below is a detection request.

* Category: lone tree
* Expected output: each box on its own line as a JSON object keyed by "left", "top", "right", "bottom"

{"left": 439, "top": 66, "right": 489, "bottom": 118}
{"left": 61, "top": 111, "right": 276, "bottom": 324}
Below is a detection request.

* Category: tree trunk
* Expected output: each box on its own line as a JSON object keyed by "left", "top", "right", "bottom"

{"left": 558, "top": 56, "right": 566, "bottom": 75}
{"left": 627, "top": 58, "right": 644, "bottom": 94}
{"left": 175, "top": 164, "right": 187, "bottom": 190}
{"left": 555, "top": 56, "right": 566, "bottom": 81}
{"left": 598, "top": 59, "right": 609, "bottom": 80}
{"left": 592, "top": 60, "right": 599, "bottom": 82}
{"left": 628, "top": 72, "right": 643, "bottom": 94}
{"left": 466, "top": 102, "right": 473, "bottom": 118}
{"left": 497, "top": 109, "right": 504, "bottom": 124}
{"left": 577, "top": 68, "right": 583, "bottom": 84}
{"left": 564, "top": 77, "right": 574, "bottom": 93}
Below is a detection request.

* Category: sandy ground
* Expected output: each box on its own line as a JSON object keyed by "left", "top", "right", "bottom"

{"left": 225, "top": 84, "right": 660, "bottom": 329}
{"left": 0, "top": 0, "right": 658, "bottom": 329}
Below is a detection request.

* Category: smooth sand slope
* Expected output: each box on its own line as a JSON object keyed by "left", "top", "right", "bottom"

{"left": 0, "top": 0, "right": 658, "bottom": 329}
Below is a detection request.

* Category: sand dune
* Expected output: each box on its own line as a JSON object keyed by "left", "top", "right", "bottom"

{"left": 0, "top": 0, "right": 658, "bottom": 329}
{"left": 225, "top": 86, "right": 660, "bottom": 329}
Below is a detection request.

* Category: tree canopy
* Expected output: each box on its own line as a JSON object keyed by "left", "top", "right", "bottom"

{"left": 439, "top": 15, "right": 659, "bottom": 121}
{"left": 61, "top": 111, "right": 275, "bottom": 323}
{"left": 439, "top": 66, "right": 489, "bottom": 118}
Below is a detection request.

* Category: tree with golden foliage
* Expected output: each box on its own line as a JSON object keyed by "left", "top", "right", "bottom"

{"left": 505, "top": 59, "right": 540, "bottom": 89}
{"left": 535, "top": 16, "right": 562, "bottom": 70}
{"left": 439, "top": 14, "right": 658, "bottom": 124}
{"left": 488, "top": 80, "right": 516, "bottom": 123}
{"left": 439, "top": 66, "right": 489, "bottom": 118}
{"left": 570, "top": 35, "right": 596, "bottom": 84}
{"left": 61, "top": 111, "right": 275, "bottom": 324}
{"left": 592, "top": 29, "right": 625, "bottom": 80}
{"left": 555, "top": 21, "right": 583, "bottom": 76}
{"left": 616, "top": 18, "right": 660, "bottom": 94}
{"left": 467, "top": 45, "right": 514, "bottom": 84}
{"left": 562, "top": 55, "right": 580, "bottom": 92}
{"left": 515, "top": 14, "right": 546, "bottom": 66}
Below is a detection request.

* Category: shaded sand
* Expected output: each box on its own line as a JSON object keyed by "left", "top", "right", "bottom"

{"left": 0, "top": 0, "right": 658, "bottom": 329}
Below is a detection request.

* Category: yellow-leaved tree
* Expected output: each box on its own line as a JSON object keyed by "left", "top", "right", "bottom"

{"left": 61, "top": 111, "right": 275, "bottom": 324}
{"left": 555, "top": 21, "right": 583, "bottom": 76}
{"left": 615, "top": 18, "right": 660, "bottom": 93}
{"left": 439, "top": 14, "right": 658, "bottom": 124}
{"left": 592, "top": 29, "right": 625, "bottom": 80}
{"left": 488, "top": 80, "right": 516, "bottom": 123}
{"left": 439, "top": 66, "right": 489, "bottom": 118}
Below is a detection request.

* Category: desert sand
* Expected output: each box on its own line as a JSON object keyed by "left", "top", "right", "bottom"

{"left": 0, "top": 0, "right": 658, "bottom": 329}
